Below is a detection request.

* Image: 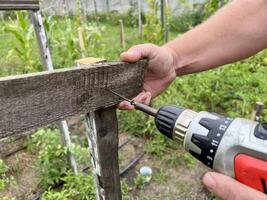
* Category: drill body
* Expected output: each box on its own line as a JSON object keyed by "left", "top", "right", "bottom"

{"left": 148, "top": 105, "right": 267, "bottom": 193}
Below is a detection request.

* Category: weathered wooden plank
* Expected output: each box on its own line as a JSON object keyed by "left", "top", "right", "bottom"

{"left": 0, "top": 0, "right": 39, "bottom": 10}
{"left": 90, "top": 106, "right": 122, "bottom": 200}
{"left": 0, "top": 60, "right": 147, "bottom": 139}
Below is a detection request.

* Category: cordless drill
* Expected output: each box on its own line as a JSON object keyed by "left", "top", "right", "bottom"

{"left": 109, "top": 90, "right": 267, "bottom": 194}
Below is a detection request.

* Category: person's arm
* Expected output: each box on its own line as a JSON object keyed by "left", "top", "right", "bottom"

{"left": 166, "top": 0, "right": 267, "bottom": 75}
{"left": 120, "top": 0, "right": 267, "bottom": 109}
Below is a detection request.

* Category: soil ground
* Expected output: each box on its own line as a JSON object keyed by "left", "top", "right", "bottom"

{"left": 118, "top": 133, "right": 212, "bottom": 200}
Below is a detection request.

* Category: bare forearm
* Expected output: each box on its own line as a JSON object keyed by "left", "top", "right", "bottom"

{"left": 165, "top": 0, "right": 267, "bottom": 76}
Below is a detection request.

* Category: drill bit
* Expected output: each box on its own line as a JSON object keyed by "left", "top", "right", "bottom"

{"left": 107, "top": 89, "right": 158, "bottom": 116}
{"left": 107, "top": 89, "right": 135, "bottom": 105}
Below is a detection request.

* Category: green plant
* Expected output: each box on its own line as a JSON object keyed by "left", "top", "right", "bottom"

{"left": 2, "top": 11, "right": 40, "bottom": 73}
{"left": 204, "top": 0, "right": 229, "bottom": 18}
{"left": 69, "top": 145, "right": 90, "bottom": 168}
{"left": 145, "top": 133, "right": 171, "bottom": 157}
{"left": 44, "top": 16, "right": 105, "bottom": 68}
{"left": 154, "top": 169, "right": 168, "bottom": 184}
{"left": 41, "top": 172, "right": 95, "bottom": 200}
{"left": 84, "top": 23, "right": 106, "bottom": 57}
{"left": 163, "top": 151, "right": 183, "bottom": 168}
{"left": 143, "top": 0, "right": 164, "bottom": 44}
{"left": 61, "top": 172, "right": 96, "bottom": 200}
{"left": 118, "top": 110, "right": 154, "bottom": 138}
{"left": 28, "top": 128, "right": 95, "bottom": 198}
{"left": 0, "top": 159, "right": 16, "bottom": 192}
{"left": 50, "top": 17, "right": 81, "bottom": 67}
{"left": 134, "top": 173, "right": 150, "bottom": 189}
{"left": 183, "top": 152, "right": 196, "bottom": 169}
{"left": 121, "top": 179, "right": 133, "bottom": 199}
{"left": 0, "top": 197, "right": 17, "bottom": 200}
{"left": 41, "top": 189, "right": 71, "bottom": 200}
{"left": 123, "top": 0, "right": 140, "bottom": 27}
{"left": 169, "top": 2, "right": 206, "bottom": 33}
{"left": 28, "top": 129, "right": 69, "bottom": 189}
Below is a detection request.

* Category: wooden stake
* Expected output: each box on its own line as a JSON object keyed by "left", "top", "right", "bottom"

{"left": 78, "top": 26, "right": 86, "bottom": 57}
{"left": 160, "top": 0, "right": 164, "bottom": 29}
{"left": 59, "top": 121, "right": 78, "bottom": 175}
{"left": 106, "top": 0, "right": 110, "bottom": 12}
{"left": 86, "top": 107, "right": 122, "bottom": 200}
{"left": 138, "top": 0, "right": 142, "bottom": 36}
{"left": 119, "top": 19, "right": 125, "bottom": 49}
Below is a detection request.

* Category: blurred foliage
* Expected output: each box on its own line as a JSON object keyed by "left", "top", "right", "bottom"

{"left": 169, "top": 2, "right": 206, "bottom": 33}
{"left": 1, "top": 12, "right": 41, "bottom": 73}
{"left": 134, "top": 173, "right": 151, "bottom": 189}
{"left": 27, "top": 129, "right": 70, "bottom": 189}
{"left": 27, "top": 129, "right": 92, "bottom": 191}
{"left": 40, "top": 172, "right": 95, "bottom": 200}
{"left": 0, "top": 159, "right": 16, "bottom": 193}
{"left": 121, "top": 179, "right": 133, "bottom": 200}
{"left": 143, "top": 0, "right": 164, "bottom": 44}
{"left": 43, "top": 15, "right": 106, "bottom": 68}
{"left": 204, "top": 0, "right": 229, "bottom": 18}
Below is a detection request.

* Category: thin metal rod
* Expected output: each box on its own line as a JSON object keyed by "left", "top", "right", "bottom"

{"left": 120, "top": 152, "right": 145, "bottom": 176}
{"left": 138, "top": 0, "right": 142, "bottom": 35}
{"left": 107, "top": 89, "right": 158, "bottom": 116}
{"left": 107, "top": 89, "right": 134, "bottom": 104}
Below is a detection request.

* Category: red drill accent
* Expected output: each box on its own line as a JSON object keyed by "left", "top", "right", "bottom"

{"left": 235, "top": 154, "right": 267, "bottom": 193}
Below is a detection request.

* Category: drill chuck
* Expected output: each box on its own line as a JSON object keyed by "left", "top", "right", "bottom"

{"left": 154, "top": 106, "right": 197, "bottom": 142}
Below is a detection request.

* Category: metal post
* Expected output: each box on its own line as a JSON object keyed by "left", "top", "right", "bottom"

{"left": 106, "top": 0, "right": 110, "bottom": 12}
{"left": 160, "top": 0, "right": 164, "bottom": 29}
{"left": 30, "top": 10, "right": 78, "bottom": 174}
{"left": 138, "top": 0, "right": 142, "bottom": 35}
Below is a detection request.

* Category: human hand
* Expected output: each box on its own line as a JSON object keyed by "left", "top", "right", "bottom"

{"left": 203, "top": 172, "right": 267, "bottom": 200}
{"left": 119, "top": 44, "right": 177, "bottom": 110}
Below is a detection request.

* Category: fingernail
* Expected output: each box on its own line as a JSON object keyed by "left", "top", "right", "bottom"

{"left": 203, "top": 173, "right": 216, "bottom": 191}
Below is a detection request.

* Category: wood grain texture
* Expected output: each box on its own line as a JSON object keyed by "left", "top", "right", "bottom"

{"left": 0, "top": 0, "right": 39, "bottom": 10}
{"left": 0, "top": 60, "right": 147, "bottom": 139}
{"left": 91, "top": 106, "right": 122, "bottom": 200}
